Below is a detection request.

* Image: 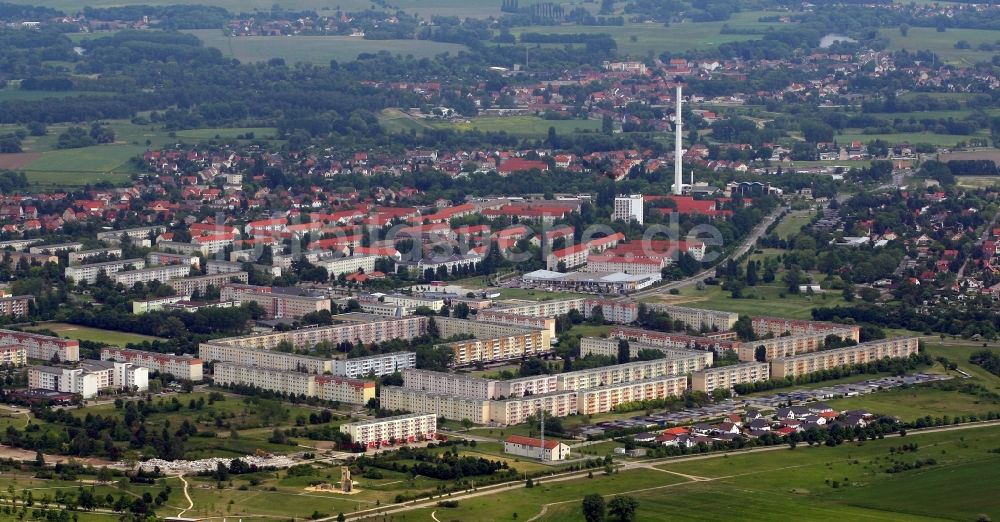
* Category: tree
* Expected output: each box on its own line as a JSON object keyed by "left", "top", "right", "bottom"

{"left": 34, "top": 450, "right": 44, "bottom": 467}
{"left": 582, "top": 494, "right": 606, "bottom": 522}
{"left": 617, "top": 339, "right": 630, "bottom": 364}
{"left": 608, "top": 496, "right": 639, "bottom": 522}
{"left": 899, "top": 23, "right": 909, "bottom": 37}
{"left": 733, "top": 315, "right": 755, "bottom": 341}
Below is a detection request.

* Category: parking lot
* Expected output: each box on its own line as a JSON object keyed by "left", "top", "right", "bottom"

{"left": 574, "top": 373, "right": 951, "bottom": 438}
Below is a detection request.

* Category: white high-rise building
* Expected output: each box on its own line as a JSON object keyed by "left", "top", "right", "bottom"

{"left": 613, "top": 194, "right": 644, "bottom": 225}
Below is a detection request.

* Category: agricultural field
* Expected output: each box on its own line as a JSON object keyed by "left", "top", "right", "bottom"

{"left": 834, "top": 130, "right": 981, "bottom": 148}
{"left": 187, "top": 29, "right": 468, "bottom": 64}
{"left": 510, "top": 11, "right": 787, "bottom": 57}
{"left": 0, "top": 85, "right": 112, "bottom": 102}
{"left": 24, "top": 322, "right": 163, "bottom": 347}
{"left": 880, "top": 26, "right": 1000, "bottom": 66}
{"left": 0, "top": 119, "right": 281, "bottom": 187}
{"left": 426, "top": 115, "right": 603, "bottom": 137}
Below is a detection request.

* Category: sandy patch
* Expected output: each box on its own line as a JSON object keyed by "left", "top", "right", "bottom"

{"left": 304, "top": 483, "right": 361, "bottom": 495}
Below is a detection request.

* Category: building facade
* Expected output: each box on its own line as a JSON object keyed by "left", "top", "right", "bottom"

{"left": 0, "top": 329, "right": 79, "bottom": 362}
{"left": 770, "top": 337, "right": 920, "bottom": 379}
{"left": 0, "top": 295, "right": 33, "bottom": 318}
{"left": 333, "top": 351, "right": 417, "bottom": 378}
{"left": 65, "top": 259, "right": 146, "bottom": 284}
{"left": 613, "top": 194, "right": 645, "bottom": 225}
{"left": 340, "top": 413, "right": 437, "bottom": 448}
{"left": 101, "top": 347, "right": 204, "bottom": 381}
{"left": 112, "top": 264, "right": 191, "bottom": 287}
{"left": 690, "top": 362, "right": 770, "bottom": 393}
{"left": 576, "top": 375, "right": 687, "bottom": 415}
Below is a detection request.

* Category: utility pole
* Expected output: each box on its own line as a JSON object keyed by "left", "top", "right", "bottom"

{"left": 539, "top": 408, "right": 545, "bottom": 461}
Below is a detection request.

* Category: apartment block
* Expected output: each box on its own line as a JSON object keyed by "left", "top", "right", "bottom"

{"left": 231, "top": 288, "right": 331, "bottom": 319}
{"left": 156, "top": 241, "right": 209, "bottom": 256}
{"left": 113, "top": 264, "right": 191, "bottom": 287}
{"left": 494, "top": 298, "right": 586, "bottom": 319}
{"left": 576, "top": 375, "right": 687, "bottom": 415}
{"left": 476, "top": 310, "right": 556, "bottom": 339}
{"left": 65, "top": 259, "right": 146, "bottom": 284}
{"left": 340, "top": 413, "right": 437, "bottom": 448}
{"left": 314, "top": 255, "right": 377, "bottom": 278}
{"left": 379, "top": 386, "right": 491, "bottom": 424}
{"left": 690, "top": 362, "right": 770, "bottom": 393}
{"left": 488, "top": 390, "right": 579, "bottom": 425}
{"left": 0, "top": 329, "right": 79, "bottom": 362}
{"left": 610, "top": 327, "right": 740, "bottom": 353}
{"left": 333, "top": 351, "right": 416, "bottom": 378}
{"left": 557, "top": 357, "right": 705, "bottom": 392}
{"left": 204, "top": 315, "right": 427, "bottom": 352}
{"left": 316, "top": 375, "right": 377, "bottom": 405}
{"left": 444, "top": 329, "right": 548, "bottom": 365}
{"left": 198, "top": 343, "right": 332, "bottom": 374}
{"left": 167, "top": 272, "right": 249, "bottom": 297}
{"left": 579, "top": 337, "right": 714, "bottom": 369}
{"left": 100, "top": 347, "right": 204, "bottom": 381}
{"left": 400, "top": 368, "right": 557, "bottom": 400}
{"left": 29, "top": 360, "right": 148, "bottom": 399}
{"left": 0, "top": 295, "right": 33, "bottom": 318}
{"left": 643, "top": 304, "right": 739, "bottom": 331}
{"left": 752, "top": 317, "right": 860, "bottom": 339}
{"left": 381, "top": 294, "right": 444, "bottom": 312}
{"left": 29, "top": 242, "right": 83, "bottom": 254}
{"left": 147, "top": 250, "right": 200, "bottom": 268}
{"left": 131, "top": 296, "right": 189, "bottom": 314}
{"left": 68, "top": 248, "right": 123, "bottom": 265}
{"left": 585, "top": 299, "right": 638, "bottom": 324}
{"left": 770, "top": 337, "right": 920, "bottom": 379}
{"left": 0, "top": 238, "right": 42, "bottom": 251}
{"left": 96, "top": 226, "right": 165, "bottom": 244}
{"left": 0, "top": 345, "right": 27, "bottom": 366}
{"left": 738, "top": 325, "right": 861, "bottom": 362}
{"left": 213, "top": 362, "right": 317, "bottom": 398}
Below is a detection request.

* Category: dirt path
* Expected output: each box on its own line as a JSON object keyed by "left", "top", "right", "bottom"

{"left": 177, "top": 474, "right": 194, "bottom": 517}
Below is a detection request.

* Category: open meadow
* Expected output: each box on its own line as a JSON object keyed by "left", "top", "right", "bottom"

{"left": 187, "top": 29, "right": 469, "bottom": 64}
{"left": 0, "top": 119, "right": 281, "bottom": 187}
{"left": 880, "top": 26, "right": 1000, "bottom": 66}
{"left": 395, "top": 424, "right": 1000, "bottom": 521}
{"left": 24, "top": 322, "right": 163, "bottom": 347}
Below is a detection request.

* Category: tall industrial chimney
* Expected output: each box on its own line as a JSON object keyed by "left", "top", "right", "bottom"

{"left": 673, "top": 78, "right": 684, "bottom": 196}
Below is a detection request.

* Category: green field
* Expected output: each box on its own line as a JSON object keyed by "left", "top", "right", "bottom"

{"left": 835, "top": 130, "right": 979, "bottom": 148}
{"left": 398, "top": 424, "right": 1000, "bottom": 521}
{"left": 427, "top": 115, "right": 603, "bottom": 137}
{"left": 0, "top": 120, "right": 282, "bottom": 186}
{"left": 0, "top": 86, "right": 113, "bottom": 102}
{"left": 187, "top": 29, "right": 468, "bottom": 64}
{"left": 25, "top": 322, "right": 163, "bottom": 347}
{"left": 772, "top": 209, "right": 816, "bottom": 240}
{"left": 511, "top": 11, "right": 786, "bottom": 57}
{"left": 648, "top": 279, "right": 849, "bottom": 320}
{"left": 881, "top": 26, "right": 1000, "bottom": 66}
{"left": 956, "top": 175, "right": 1000, "bottom": 189}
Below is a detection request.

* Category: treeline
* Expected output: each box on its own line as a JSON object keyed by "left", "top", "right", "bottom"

{"left": 970, "top": 350, "right": 1000, "bottom": 377}
{"left": 0, "top": 2, "right": 63, "bottom": 20}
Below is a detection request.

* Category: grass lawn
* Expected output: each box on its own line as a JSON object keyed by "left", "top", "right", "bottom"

{"left": 25, "top": 322, "right": 163, "bottom": 347}
{"left": 880, "top": 26, "right": 1000, "bottom": 66}
{"left": 187, "top": 29, "right": 468, "bottom": 64}
{"left": 647, "top": 280, "right": 848, "bottom": 320}
{"left": 426, "top": 115, "right": 602, "bottom": 137}
{"left": 494, "top": 288, "right": 589, "bottom": 301}
{"left": 564, "top": 323, "right": 615, "bottom": 338}
{"left": 826, "top": 385, "right": 1000, "bottom": 424}
{"left": 772, "top": 209, "right": 816, "bottom": 240}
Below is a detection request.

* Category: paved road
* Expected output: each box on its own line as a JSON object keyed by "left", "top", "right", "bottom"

{"left": 630, "top": 205, "right": 787, "bottom": 299}
{"left": 338, "top": 419, "right": 1000, "bottom": 521}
